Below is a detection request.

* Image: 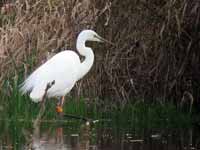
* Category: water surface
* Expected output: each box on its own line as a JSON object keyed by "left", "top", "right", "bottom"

{"left": 0, "top": 119, "right": 200, "bottom": 150}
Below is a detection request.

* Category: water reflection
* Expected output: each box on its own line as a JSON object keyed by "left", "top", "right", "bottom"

{"left": 0, "top": 121, "right": 200, "bottom": 150}
{"left": 27, "top": 121, "right": 92, "bottom": 150}
{"left": 27, "top": 126, "right": 67, "bottom": 150}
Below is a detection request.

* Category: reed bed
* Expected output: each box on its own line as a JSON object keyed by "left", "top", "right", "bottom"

{"left": 0, "top": 0, "right": 199, "bottom": 107}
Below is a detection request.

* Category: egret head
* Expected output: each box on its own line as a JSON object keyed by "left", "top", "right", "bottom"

{"left": 79, "top": 30, "right": 114, "bottom": 45}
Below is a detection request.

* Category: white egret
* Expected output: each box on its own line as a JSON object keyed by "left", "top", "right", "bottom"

{"left": 20, "top": 30, "right": 113, "bottom": 113}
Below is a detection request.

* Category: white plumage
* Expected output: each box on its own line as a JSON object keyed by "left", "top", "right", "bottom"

{"left": 21, "top": 51, "right": 79, "bottom": 102}
{"left": 20, "top": 30, "right": 108, "bottom": 102}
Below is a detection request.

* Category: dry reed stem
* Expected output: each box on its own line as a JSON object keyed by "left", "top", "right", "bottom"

{"left": 0, "top": 0, "right": 200, "bottom": 105}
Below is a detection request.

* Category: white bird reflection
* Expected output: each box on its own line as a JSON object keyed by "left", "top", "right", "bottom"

{"left": 31, "top": 126, "right": 68, "bottom": 150}
{"left": 26, "top": 122, "right": 91, "bottom": 150}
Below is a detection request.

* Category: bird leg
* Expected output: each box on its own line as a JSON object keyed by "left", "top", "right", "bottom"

{"left": 56, "top": 96, "right": 65, "bottom": 114}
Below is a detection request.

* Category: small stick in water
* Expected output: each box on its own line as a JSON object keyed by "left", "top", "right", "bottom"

{"left": 33, "top": 80, "right": 55, "bottom": 128}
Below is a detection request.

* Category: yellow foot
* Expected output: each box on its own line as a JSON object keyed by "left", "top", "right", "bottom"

{"left": 56, "top": 106, "right": 63, "bottom": 113}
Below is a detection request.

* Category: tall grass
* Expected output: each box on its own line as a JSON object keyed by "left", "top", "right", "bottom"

{"left": 0, "top": 76, "right": 194, "bottom": 149}
{"left": 0, "top": 1, "right": 197, "bottom": 129}
{"left": 0, "top": 0, "right": 199, "bottom": 106}
{"left": 0, "top": 74, "right": 193, "bottom": 128}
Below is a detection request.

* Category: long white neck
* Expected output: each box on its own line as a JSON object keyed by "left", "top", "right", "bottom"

{"left": 76, "top": 35, "right": 94, "bottom": 80}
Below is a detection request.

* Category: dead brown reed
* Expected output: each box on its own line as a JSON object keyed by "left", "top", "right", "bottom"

{"left": 0, "top": 0, "right": 199, "bottom": 105}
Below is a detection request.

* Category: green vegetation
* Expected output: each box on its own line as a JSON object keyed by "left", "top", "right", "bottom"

{"left": 0, "top": 77, "right": 195, "bottom": 149}
{"left": 0, "top": 77, "right": 193, "bottom": 129}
